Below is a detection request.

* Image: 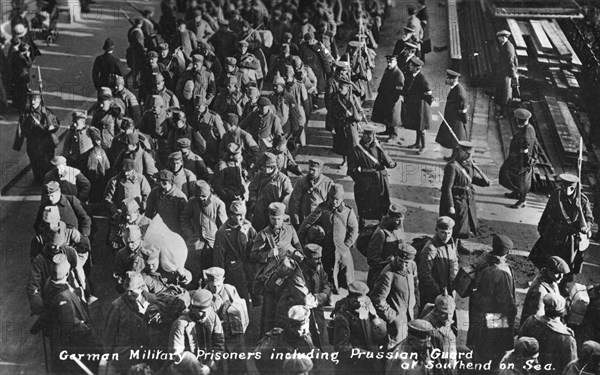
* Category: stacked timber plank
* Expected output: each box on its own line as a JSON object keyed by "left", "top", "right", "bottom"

{"left": 458, "top": 0, "right": 498, "bottom": 83}
{"left": 489, "top": 0, "right": 582, "bottom": 19}
{"left": 448, "top": 0, "right": 461, "bottom": 69}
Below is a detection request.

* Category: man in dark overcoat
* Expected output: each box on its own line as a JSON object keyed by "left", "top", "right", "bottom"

{"left": 91, "top": 38, "right": 126, "bottom": 90}
{"left": 402, "top": 56, "right": 432, "bottom": 154}
{"left": 371, "top": 55, "right": 404, "bottom": 143}
{"left": 467, "top": 235, "right": 517, "bottom": 368}
{"left": 499, "top": 108, "right": 537, "bottom": 208}
{"left": 435, "top": 69, "right": 468, "bottom": 161}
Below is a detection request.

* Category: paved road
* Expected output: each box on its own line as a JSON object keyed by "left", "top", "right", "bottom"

{"left": 0, "top": 0, "right": 598, "bottom": 373}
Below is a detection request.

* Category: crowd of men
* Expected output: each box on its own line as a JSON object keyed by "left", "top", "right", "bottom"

{"left": 3, "top": 0, "right": 600, "bottom": 374}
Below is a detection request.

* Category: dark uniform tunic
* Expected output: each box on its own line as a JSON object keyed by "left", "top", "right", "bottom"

{"left": 213, "top": 218, "right": 257, "bottom": 299}
{"left": 499, "top": 123, "right": 536, "bottom": 197}
{"left": 440, "top": 160, "right": 490, "bottom": 238}
{"left": 92, "top": 52, "right": 126, "bottom": 90}
{"left": 17, "top": 106, "right": 59, "bottom": 183}
{"left": 435, "top": 83, "right": 468, "bottom": 149}
{"left": 371, "top": 65, "right": 404, "bottom": 130}
{"left": 349, "top": 139, "right": 396, "bottom": 221}
{"left": 529, "top": 189, "right": 593, "bottom": 273}
{"left": 402, "top": 71, "right": 432, "bottom": 132}
{"left": 329, "top": 89, "right": 361, "bottom": 157}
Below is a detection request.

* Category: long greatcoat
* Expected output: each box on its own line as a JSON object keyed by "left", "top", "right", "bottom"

{"left": 349, "top": 140, "right": 397, "bottom": 221}
{"left": 467, "top": 253, "right": 517, "bottom": 364}
{"left": 435, "top": 83, "right": 468, "bottom": 149}
{"left": 499, "top": 124, "right": 536, "bottom": 196}
{"left": 529, "top": 189, "right": 593, "bottom": 273}
{"left": 288, "top": 174, "right": 334, "bottom": 227}
{"left": 440, "top": 160, "right": 490, "bottom": 238}
{"left": 371, "top": 65, "right": 404, "bottom": 127}
{"left": 494, "top": 40, "right": 518, "bottom": 106}
{"left": 247, "top": 171, "right": 293, "bottom": 231}
{"left": 402, "top": 71, "right": 432, "bottom": 131}
{"left": 371, "top": 261, "right": 420, "bottom": 344}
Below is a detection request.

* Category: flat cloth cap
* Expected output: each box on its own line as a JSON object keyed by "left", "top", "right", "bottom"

{"left": 227, "top": 142, "right": 242, "bottom": 155}
{"left": 458, "top": 140, "right": 474, "bottom": 149}
{"left": 496, "top": 30, "right": 511, "bottom": 36}
{"left": 192, "top": 54, "right": 204, "bottom": 63}
{"left": 261, "top": 152, "right": 278, "bottom": 167}
{"left": 49, "top": 230, "right": 65, "bottom": 246}
{"left": 50, "top": 156, "right": 67, "bottom": 166}
{"left": 98, "top": 87, "right": 113, "bottom": 100}
{"left": 388, "top": 203, "right": 406, "bottom": 216}
{"left": 288, "top": 305, "right": 310, "bottom": 324}
{"left": 282, "top": 357, "right": 313, "bottom": 374}
{"left": 405, "top": 41, "right": 419, "bottom": 50}
{"left": 153, "top": 72, "right": 164, "bottom": 83}
{"left": 238, "top": 39, "right": 249, "bottom": 47}
{"left": 410, "top": 56, "right": 424, "bottom": 67}
{"left": 304, "top": 244, "right": 322, "bottom": 258}
{"left": 169, "top": 151, "right": 183, "bottom": 161}
{"left": 268, "top": 202, "right": 286, "bottom": 217}
{"left": 257, "top": 97, "right": 271, "bottom": 107}
{"left": 225, "top": 57, "right": 237, "bottom": 66}
{"left": 348, "top": 281, "right": 369, "bottom": 296}
{"left": 559, "top": 173, "right": 579, "bottom": 185}
{"left": 218, "top": 18, "right": 229, "bottom": 26}
{"left": 514, "top": 108, "right": 531, "bottom": 120}
{"left": 177, "top": 138, "right": 192, "bottom": 148}
{"left": 545, "top": 256, "right": 570, "bottom": 274}
{"left": 51, "top": 255, "right": 71, "bottom": 280}
{"left": 147, "top": 50, "right": 158, "bottom": 59}
{"left": 44, "top": 181, "right": 60, "bottom": 194}
{"left": 224, "top": 113, "right": 240, "bottom": 126}
{"left": 157, "top": 169, "right": 174, "bottom": 182}
{"left": 398, "top": 244, "right": 417, "bottom": 260}
{"left": 408, "top": 319, "right": 434, "bottom": 339}
{"left": 124, "top": 271, "right": 145, "bottom": 290}
{"left": 150, "top": 95, "right": 164, "bottom": 106}
{"left": 437, "top": 216, "right": 455, "bottom": 229}
{"left": 543, "top": 292, "right": 566, "bottom": 314}
{"left": 328, "top": 184, "right": 345, "bottom": 200}
{"left": 514, "top": 337, "right": 539, "bottom": 358}
{"left": 308, "top": 159, "right": 324, "bottom": 168}
{"left": 72, "top": 111, "right": 87, "bottom": 120}
{"left": 123, "top": 198, "right": 140, "bottom": 215}
{"left": 385, "top": 54, "right": 397, "bottom": 60}
{"left": 446, "top": 69, "right": 461, "bottom": 78}
{"left": 273, "top": 76, "right": 286, "bottom": 86}
{"left": 204, "top": 267, "right": 225, "bottom": 281}
{"left": 194, "top": 180, "right": 211, "bottom": 195}
{"left": 42, "top": 206, "right": 61, "bottom": 224}
{"left": 229, "top": 200, "right": 246, "bottom": 214}
{"left": 362, "top": 122, "right": 385, "bottom": 133}
{"left": 191, "top": 289, "right": 213, "bottom": 308}
{"left": 492, "top": 234, "right": 513, "bottom": 256}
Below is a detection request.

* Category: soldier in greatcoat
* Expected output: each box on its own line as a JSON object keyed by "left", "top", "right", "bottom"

{"left": 439, "top": 141, "right": 491, "bottom": 240}
{"left": 529, "top": 173, "right": 593, "bottom": 277}
{"left": 213, "top": 200, "right": 258, "bottom": 300}
{"left": 499, "top": 108, "right": 537, "bottom": 208}
{"left": 348, "top": 123, "right": 397, "bottom": 226}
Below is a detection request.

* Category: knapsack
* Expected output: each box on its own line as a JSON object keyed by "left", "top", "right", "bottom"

{"left": 356, "top": 224, "right": 381, "bottom": 257}
{"left": 253, "top": 250, "right": 302, "bottom": 295}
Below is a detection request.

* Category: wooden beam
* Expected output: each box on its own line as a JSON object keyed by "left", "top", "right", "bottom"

{"left": 530, "top": 20, "right": 554, "bottom": 51}
{"left": 550, "top": 19, "right": 582, "bottom": 66}
{"left": 507, "top": 18, "right": 527, "bottom": 49}
{"left": 541, "top": 20, "right": 572, "bottom": 57}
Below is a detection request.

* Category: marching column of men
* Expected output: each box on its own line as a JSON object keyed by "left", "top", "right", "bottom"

{"left": 8, "top": 0, "right": 598, "bottom": 374}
